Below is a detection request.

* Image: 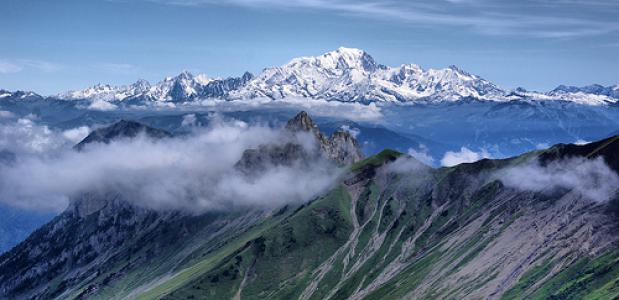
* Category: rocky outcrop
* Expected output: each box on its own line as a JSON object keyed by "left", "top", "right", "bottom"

{"left": 323, "top": 130, "right": 364, "bottom": 165}
{"left": 235, "top": 111, "right": 363, "bottom": 175}
{"left": 234, "top": 142, "right": 316, "bottom": 175}
{"left": 284, "top": 111, "right": 363, "bottom": 165}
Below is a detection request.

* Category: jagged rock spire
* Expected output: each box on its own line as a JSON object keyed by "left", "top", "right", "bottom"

{"left": 285, "top": 111, "right": 319, "bottom": 133}
{"left": 285, "top": 111, "right": 363, "bottom": 165}
{"left": 236, "top": 111, "right": 363, "bottom": 174}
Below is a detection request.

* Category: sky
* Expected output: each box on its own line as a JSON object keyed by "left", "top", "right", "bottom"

{"left": 1, "top": 0, "right": 618, "bottom": 95}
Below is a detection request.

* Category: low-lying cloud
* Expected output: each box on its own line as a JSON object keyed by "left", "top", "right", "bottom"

{"left": 340, "top": 125, "right": 360, "bottom": 138}
{"left": 87, "top": 99, "right": 119, "bottom": 111}
{"left": 407, "top": 144, "right": 435, "bottom": 166}
{"left": 0, "top": 118, "right": 341, "bottom": 213}
{"left": 441, "top": 147, "right": 491, "bottom": 167}
{"left": 387, "top": 155, "right": 431, "bottom": 174}
{"left": 0, "top": 117, "right": 75, "bottom": 155}
{"left": 498, "top": 157, "right": 619, "bottom": 203}
{"left": 178, "top": 97, "right": 384, "bottom": 122}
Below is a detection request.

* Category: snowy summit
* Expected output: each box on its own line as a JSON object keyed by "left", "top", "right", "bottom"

{"left": 55, "top": 47, "right": 619, "bottom": 106}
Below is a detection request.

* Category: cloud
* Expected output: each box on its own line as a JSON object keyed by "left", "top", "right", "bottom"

{"left": 441, "top": 147, "right": 490, "bottom": 167}
{"left": 0, "top": 118, "right": 341, "bottom": 213}
{"left": 0, "top": 59, "right": 61, "bottom": 74}
{"left": 189, "top": 97, "right": 384, "bottom": 122}
{"left": 142, "top": 0, "right": 619, "bottom": 39}
{"left": 387, "top": 155, "right": 431, "bottom": 174}
{"left": 181, "top": 113, "right": 198, "bottom": 127}
{"left": 273, "top": 98, "right": 383, "bottom": 121}
{"left": 0, "top": 117, "right": 69, "bottom": 155}
{"left": 62, "top": 126, "right": 91, "bottom": 143}
{"left": 19, "top": 59, "right": 62, "bottom": 72}
{"left": 87, "top": 99, "right": 119, "bottom": 111}
{"left": 407, "top": 144, "right": 435, "bottom": 166}
{"left": 94, "top": 63, "right": 138, "bottom": 73}
{"left": 340, "top": 125, "right": 360, "bottom": 138}
{"left": 0, "top": 111, "right": 15, "bottom": 119}
{"left": 574, "top": 139, "right": 590, "bottom": 145}
{"left": 498, "top": 157, "right": 619, "bottom": 202}
{"left": 0, "top": 61, "right": 22, "bottom": 74}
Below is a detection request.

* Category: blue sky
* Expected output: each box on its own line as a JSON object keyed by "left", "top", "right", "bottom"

{"left": 1, "top": 0, "right": 618, "bottom": 95}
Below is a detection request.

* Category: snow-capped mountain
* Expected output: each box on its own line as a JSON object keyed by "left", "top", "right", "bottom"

{"left": 59, "top": 80, "right": 151, "bottom": 102}
{"left": 58, "top": 71, "right": 253, "bottom": 103}
{"left": 0, "top": 89, "right": 42, "bottom": 101}
{"left": 58, "top": 72, "right": 201, "bottom": 102}
{"left": 51, "top": 47, "right": 619, "bottom": 106}
{"left": 229, "top": 47, "right": 506, "bottom": 102}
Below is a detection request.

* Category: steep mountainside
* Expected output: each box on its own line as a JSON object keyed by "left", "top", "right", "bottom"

{"left": 0, "top": 115, "right": 618, "bottom": 299}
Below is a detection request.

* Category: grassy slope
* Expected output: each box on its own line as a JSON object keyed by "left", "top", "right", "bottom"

{"left": 155, "top": 186, "right": 354, "bottom": 299}
{"left": 91, "top": 148, "right": 619, "bottom": 299}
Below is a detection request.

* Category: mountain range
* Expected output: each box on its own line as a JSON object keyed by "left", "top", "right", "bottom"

{"left": 1, "top": 112, "right": 618, "bottom": 299}
{"left": 1, "top": 48, "right": 618, "bottom": 106}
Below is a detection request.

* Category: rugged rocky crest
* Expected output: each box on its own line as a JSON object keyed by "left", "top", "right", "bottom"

{"left": 284, "top": 111, "right": 364, "bottom": 165}
{"left": 236, "top": 111, "right": 364, "bottom": 174}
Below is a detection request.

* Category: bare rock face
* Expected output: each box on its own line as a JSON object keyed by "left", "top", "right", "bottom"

{"left": 324, "top": 130, "right": 364, "bottom": 165}
{"left": 284, "top": 111, "right": 364, "bottom": 165}
{"left": 285, "top": 111, "right": 322, "bottom": 136}
{"left": 234, "top": 142, "right": 316, "bottom": 176}
{"left": 236, "top": 111, "right": 363, "bottom": 175}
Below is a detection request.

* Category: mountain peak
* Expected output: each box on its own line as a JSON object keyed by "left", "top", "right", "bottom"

{"left": 0, "top": 89, "right": 42, "bottom": 100}
{"left": 333, "top": 47, "right": 366, "bottom": 57}
{"left": 286, "top": 47, "right": 378, "bottom": 73}
{"left": 285, "top": 111, "right": 318, "bottom": 133}
{"left": 74, "top": 120, "right": 172, "bottom": 150}
{"left": 131, "top": 79, "right": 151, "bottom": 90}
{"left": 177, "top": 70, "right": 193, "bottom": 79}
{"left": 448, "top": 65, "right": 471, "bottom": 76}
{"left": 324, "top": 47, "right": 377, "bottom": 71}
{"left": 238, "top": 111, "right": 363, "bottom": 172}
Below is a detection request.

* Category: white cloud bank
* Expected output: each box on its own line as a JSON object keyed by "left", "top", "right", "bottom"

{"left": 499, "top": 157, "right": 619, "bottom": 203}
{"left": 441, "top": 147, "right": 491, "bottom": 167}
{"left": 0, "top": 118, "right": 341, "bottom": 213}
{"left": 87, "top": 99, "right": 119, "bottom": 111}
{"left": 407, "top": 144, "right": 435, "bottom": 166}
{"left": 184, "top": 97, "right": 383, "bottom": 122}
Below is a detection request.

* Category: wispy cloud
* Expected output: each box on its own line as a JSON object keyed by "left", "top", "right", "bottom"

{"left": 0, "top": 59, "right": 139, "bottom": 75}
{"left": 0, "top": 59, "right": 61, "bottom": 74}
{"left": 94, "top": 63, "right": 138, "bottom": 73}
{"left": 498, "top": 157, "right": 619, "bottom": 203}
{"left": 0, "top": 61, "right": 22, "bottom": 74}
{"left": 138, "top": 0, "right": 619, "bottom": 39}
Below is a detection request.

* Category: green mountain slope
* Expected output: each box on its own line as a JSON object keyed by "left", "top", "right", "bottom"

{"left": 1, "top": 117, "right": 618, "bottom": 300}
